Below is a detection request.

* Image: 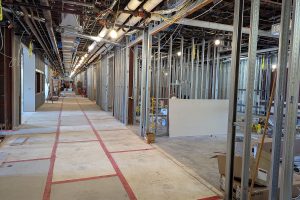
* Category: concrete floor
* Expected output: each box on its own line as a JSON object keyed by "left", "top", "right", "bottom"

{"left": 155, "top": 135, "right": 227, "bottom": 190}
{"left": 0, "top": 94, "right": 221, "bottom": 200}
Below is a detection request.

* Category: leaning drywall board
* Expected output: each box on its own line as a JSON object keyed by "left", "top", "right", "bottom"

{"left": 169, "top": 99, "right": 229, "bottom": 137}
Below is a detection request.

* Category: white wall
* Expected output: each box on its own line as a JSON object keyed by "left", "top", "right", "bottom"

{"left": 169, "top": 99, "right": 229, "bottom": 137}
{"left": 23, "top": 47, "right": 36, "bottom": 112}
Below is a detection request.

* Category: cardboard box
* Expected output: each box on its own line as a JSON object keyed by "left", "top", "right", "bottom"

{"left": 215, "top": 153, "right": 270, "bottom": 186}
{"left": 219, "top": 175, "right": 268, "bottom": 200}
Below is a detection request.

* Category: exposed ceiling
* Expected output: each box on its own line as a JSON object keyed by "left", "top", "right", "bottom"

{"left": 1, "top": 0, "right": 282, "bottom": 76}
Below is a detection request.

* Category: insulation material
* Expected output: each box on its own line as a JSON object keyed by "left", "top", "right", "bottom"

{"left": 169, "top": 99, "right": 229, "bottom": 137}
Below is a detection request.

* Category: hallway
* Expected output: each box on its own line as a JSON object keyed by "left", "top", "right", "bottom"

{"left": 0, "top": 94, "right": 220, "bottom": 200}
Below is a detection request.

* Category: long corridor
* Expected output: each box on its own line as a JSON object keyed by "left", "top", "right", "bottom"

{"left": 0, "top": 94, "right": 220, "bottom": 200}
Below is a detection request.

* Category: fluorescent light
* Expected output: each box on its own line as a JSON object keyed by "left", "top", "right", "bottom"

{"left": 88, "top": 43, "right": 95, "bottom": 52}
{"left": 110, "top": 29, "right": 118, "bottom": 39}
{"left": 214, "top": 39, "right": 221, "bottom": 46}
{"left": 177, "top": 51, "right": 182, "bottom": 56}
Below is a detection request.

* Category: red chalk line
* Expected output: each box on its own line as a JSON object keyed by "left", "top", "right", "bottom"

{"left": 52, "top": 174, "right": 117, "bottom": 185}
{"left": 76, "top": 97, "right": 137, "bottom": 200}
{"left": 43, "top": 98, "right": 64, "bottom": 200}
{"left": 198, "top": 196, "right": 221, "bottom": 200}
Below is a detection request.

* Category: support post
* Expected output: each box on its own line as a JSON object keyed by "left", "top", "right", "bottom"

{"left": 140, "top": 30, "right": 149, "bottom": 136}
{"left": 280, "top": 0, "right": 300, "bottom": 199}
{"left": 240, "top": 0, "right": 260, "bottom": 198}
{"left": 225, "top": 0, "right": 244, "bottom": 199}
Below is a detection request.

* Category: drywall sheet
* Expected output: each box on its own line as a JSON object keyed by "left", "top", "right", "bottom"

{"left": 169, "top": 99, "right": 229, "bottom": 137}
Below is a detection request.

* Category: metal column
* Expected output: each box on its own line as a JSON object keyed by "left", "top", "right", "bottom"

{"left": 240, "top": 0, "right": 260, "bottom": 198}
{"left": 140, "top": 30, "right": 149, "bottom": 136}
{"left": 225, "top": 0, "right": 244, "bottom": 199}
{"left": 281, "top": 0, "right": 300, "bottom": 199}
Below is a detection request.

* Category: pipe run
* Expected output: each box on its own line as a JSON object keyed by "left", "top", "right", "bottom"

{"left": 40, "top": 0, "right": 64, "bottom": 72}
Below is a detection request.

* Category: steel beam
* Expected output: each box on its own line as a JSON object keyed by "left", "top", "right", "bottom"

{"left": 225, "top": 0, "right": 244, "bottom": 199}
{"left": 175, "top": 18, "right": 277, "bottom": 38}
{"left": 240, "top": 0, "right": 260, "bottom": 198}
{"left": 280, "top": 0, "right": 300, "bottom": 199}
{"left": 269, "top": 1, "right": 292, "bottom": 199}
{"left": 149, "top": 0, "right": 213, "bottom": 36}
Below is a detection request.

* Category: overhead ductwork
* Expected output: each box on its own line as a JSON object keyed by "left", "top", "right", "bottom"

{"left": 59, "top": 14, "right": 81, "bottom": 76}
{"left": 40, "top": 0, "right": 64, "bottom": 72}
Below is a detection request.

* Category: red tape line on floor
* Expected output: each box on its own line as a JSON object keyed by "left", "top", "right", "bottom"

{"left": 52, "top": 174, "right": 117, "bottom": 184}
{"left": 198, "top": 196, "right": 221, "bottom": 200}
{"left": 109, "top": 148, "right": 155, "bottom": 154}
{"left": 4, "top": 157, "right": 51, "bottom": 163}
{"left": 43, "top": 98, "right": 64, "bottom": 200}
{"left": 76, "top": 98, "right": 137, "bottom": 200}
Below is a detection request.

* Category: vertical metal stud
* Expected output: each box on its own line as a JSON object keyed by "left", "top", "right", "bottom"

{"left": 225, "top": 0, "right": 244, "bottom": 199}
{"left": 201, "top": 39, "right": 205, "bottom": 99}
{"left": 240, "top": 0, "right": 260, "bottom": 198}
{"left": 269, "top": 0, "right": 292, "bottom": 199}
{"left": 179, "top": 37, "right": 184, "bottom": 98}
{"left": 281, "top": 0, "right": 300, "bottom": 199}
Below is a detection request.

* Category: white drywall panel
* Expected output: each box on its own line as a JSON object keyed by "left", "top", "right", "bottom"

{"left": 169, "top": 99, "right": 229, "bottom": 137}
{"left": 23, "top": 47, "right": 35, "bottom": 112}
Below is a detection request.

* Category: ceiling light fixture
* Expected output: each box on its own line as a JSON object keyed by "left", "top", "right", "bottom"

{"left": 214, "top": 39, "right": 221, "bottom": 46}
{"left": 110, "top": 29, "right": 118, "bottom": 39}
{"left": 88, "top": 43, "right": 96, "bottom": 52}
